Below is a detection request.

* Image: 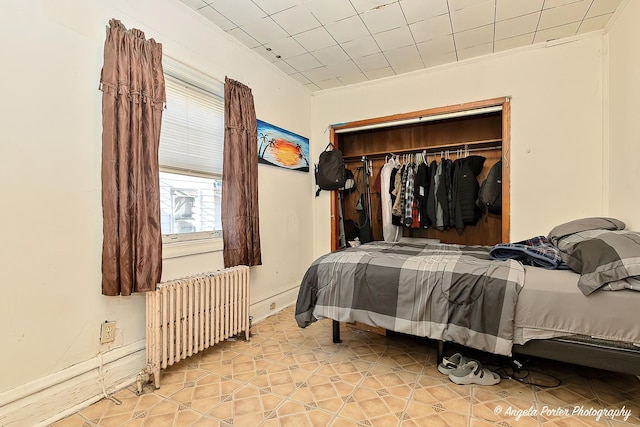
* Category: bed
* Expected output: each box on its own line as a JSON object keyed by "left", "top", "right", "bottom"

{"left": 295, "top": 218, "right": 640, "bottom": 376}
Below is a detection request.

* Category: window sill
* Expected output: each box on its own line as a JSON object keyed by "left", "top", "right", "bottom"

{"left": 162, "top": 238, "right": 223, "bottom": 259}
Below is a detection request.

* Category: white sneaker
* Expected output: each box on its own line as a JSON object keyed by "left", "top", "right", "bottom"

{"left": 437, "top": 353, "right": 469, "bottom": 375}
{"left": 448, "top": 360, "right": 500, "bottom": 385}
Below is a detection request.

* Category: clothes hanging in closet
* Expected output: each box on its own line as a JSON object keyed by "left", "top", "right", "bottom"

{"left": 403, "top": 163, "right": 415, "bottom": 226}
{"left": 452, "top": 155, "right": 486, "bottom": 232}
{"left": 414, "top": 161, "right": 430, "bottom": 228}
{"left": 426, "top": 160, "right": 438, "bottom": 228}
{"left": 391, "top": 164, "right": 407, "bottom": 220}
{"left": 387, "top": 154, "right": 487, "bottom": 233}
{"left": 380, "top": 160, "right": 401, "bottom": 242}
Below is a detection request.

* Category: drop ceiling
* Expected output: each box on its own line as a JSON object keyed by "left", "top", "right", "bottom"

{"left": 179, "top": 0, "right": 623, "bottom": 92}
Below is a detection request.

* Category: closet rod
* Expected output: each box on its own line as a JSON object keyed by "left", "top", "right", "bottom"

{"left": 344, "top": 144, "right": 502, "bottom": 162}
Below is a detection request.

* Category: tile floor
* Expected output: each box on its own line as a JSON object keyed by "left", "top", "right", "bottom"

{"left": 52, "top": 306, "right": 640, "bottom": 427}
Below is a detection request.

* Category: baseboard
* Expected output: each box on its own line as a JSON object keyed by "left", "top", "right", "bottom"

{"left": 250, "top": 285, "right": 299, "bottom": 325}
{"left": 0, "top": 340, "right": 146, "bottom": 427}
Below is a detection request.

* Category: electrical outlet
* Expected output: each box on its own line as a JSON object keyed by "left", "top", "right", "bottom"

{"left": 269, "top": 302, "right": 276, "bottom": 310}
{"left": 100, "top": 321, "right": 116, "bottom": 344}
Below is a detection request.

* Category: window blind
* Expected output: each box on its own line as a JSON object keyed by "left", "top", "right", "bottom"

{"left": 159, "top": 74, "right": 224, "bottom": 177}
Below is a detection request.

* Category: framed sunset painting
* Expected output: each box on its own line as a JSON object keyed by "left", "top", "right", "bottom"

{"left": 257, "top": 119, "right": 310, "bottom": 172}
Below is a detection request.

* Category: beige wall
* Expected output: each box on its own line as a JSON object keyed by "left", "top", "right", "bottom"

{"left": 0, "top": 0, "right": 313, "bottom": 394}
{"left": 311, "top": 35, "right": 606, "bottom": 255}
{"left": 607, "top": 0, "right": 640, "bottom": 229}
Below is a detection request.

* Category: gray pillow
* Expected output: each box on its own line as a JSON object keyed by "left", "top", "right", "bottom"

{"left": 548, "top": 217, "right": 625, "bottom": 246}
{"left": 563, "top": 230, "right": 640, "bottom": 295}
{"left": 548, "top": 217, "right": 640, "bottom": 295}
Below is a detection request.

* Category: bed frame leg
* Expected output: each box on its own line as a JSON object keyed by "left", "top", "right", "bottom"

{"left": 436, "top": 340, "right": 444, "bottom": 364}
{"left": 332, "top": 320, "right": 341, "bottom": 343}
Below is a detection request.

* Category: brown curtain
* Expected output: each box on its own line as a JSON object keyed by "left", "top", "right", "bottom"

{"left": 222, "top": 77, "right": 262, "bottom": 267}
{"left": 99, "top": 19, "right": 165, "bottom": 296}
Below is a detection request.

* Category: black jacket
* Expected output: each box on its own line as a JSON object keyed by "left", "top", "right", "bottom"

{"left": 453, "top": 155, "right": 486, "bottom": 232}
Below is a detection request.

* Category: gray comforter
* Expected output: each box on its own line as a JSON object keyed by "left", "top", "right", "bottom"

{"left": 295, "top": 241, "right": 525, "bottom": 356}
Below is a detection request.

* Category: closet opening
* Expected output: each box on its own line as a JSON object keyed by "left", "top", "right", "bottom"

{"left": 328, "top": 97, "right": 511, "bottom": 251}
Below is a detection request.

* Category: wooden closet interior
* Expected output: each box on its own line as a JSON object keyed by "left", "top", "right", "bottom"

{"left": 328, "top": 97, "right": 511, "bottom": 251}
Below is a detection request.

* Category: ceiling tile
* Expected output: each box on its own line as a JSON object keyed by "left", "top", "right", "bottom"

{"left": 179, "top": 0, "right": 208, "bottom": 10}
{"left": 209, "top": 0, "right": 267, "bottom": 26}
{"left": 400, "top": 0, "right": 450, "bottom": 23}
{"left": 312, "top": 45, "right": 350, "bottom": 65}
{"left": 264, "top": 37, "right": 307, "bottom": 59}
{"left": 533, "top": 21, "right": 580, "bottom": 43}
{"left": 293, "top": 27, "right": 336, "bottom": 51}
{"left": 364, "top": 66, "right": 396, "bottom": 80}
{"left": 359, "top": 2, "right": 407, "bottom": 34}
{"left": 226, "top": 27, "right": 261, "bottom": 48}
{"left": 338, "top": 72, "right": 368, "bottom": 85}
{"left": 326, "top": 60, "right": 361, "bottom": 76}
{"left": 494, "top": 32, "right": 535, "bottom": 52}
{"left": 495, "top": 12, "right": 540, "bottom": 40}
{"left": 271, "top": 5, "right": 322, "bottom": 35}
{"left": 273, "top": 59, "right": 298, "bottom": 74}
{"left": 187, "top": 0, "right": 624, "bottom": 91}
{"left": 416, "top": 35, "right": 456, "bottom": 57}
{"left": 315, "top": 78, "right": 343, "bottom": 90}
{"left": 304, "top": 0, "right": 356, "bottom": 24}
{"left": 350, "top": 0, "right": 398, "bottom": 14}
{"left": 285, "top": 52, "right": 323, "bottom": 71}
{"left": 538, "top": 1, "right": 591, "bottom": 30}
{"left": 241, "top": 17, "right": 289, "bottom": 44}
{"left": 423, "top": 51, "right": 458, "bottom": 68}
{"left": 353, "top": 52, "right": 390, "bottom": 71}
{"left": 454, "top": 24, "right": 494, "bottom": 50}
{"left": 448, "top": 0, "right": 493, "bottom": 12}
{"left": 586, "top": 0, "right": 622, "bottom": 18}
{"left": 384, "top": 45, "right": 424, "bottom": 74}
{"left": 303, "top": 66, "right": 335, "bottom": 82}
{"left": 495, "top": 0, "right": 543, "bottom": 21}
{"left": 457, "top": 42, "right": 493, "bottom": 60}
{"left": 250, "top": 0, "right": 301, "bottom": 15}
{"left": 289, "top": 72, "right": 312, "bottom": 85}
{"left": 197, "top": 5, "right": 236, "bottom": 31}
{"left": 325, "top": 15, "right": 370, "bottom": 43}
{"left": 341, "top": 35, "right": 381, "bottom": 58}
{"left": 373, "top": 26, "right": 415, "bottom": 51}
{"left": 410, "top": 14, "right": 453, "bottom": 43}
{"left": 578, "top": 13, "right": 613, "bottom": 34}
{"left": 543, "top": 0, "right": 585, "bottom": 8}
{"left": 450, "top": 0, "right": 496, "bottom": 32}
{"left": 252, "top": 45, "right": 279, "bottom": 63}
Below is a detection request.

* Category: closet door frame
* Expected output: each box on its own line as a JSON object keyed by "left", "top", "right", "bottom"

{"left": 328, "top": 96, "right": 511, "bottom": 251}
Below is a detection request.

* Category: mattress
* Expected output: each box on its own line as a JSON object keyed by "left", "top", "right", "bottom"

{"left": 513, "top": 266, "right": 640, "bottom": 346}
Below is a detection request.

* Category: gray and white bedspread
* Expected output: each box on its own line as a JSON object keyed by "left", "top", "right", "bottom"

{"left": 295, "top": 241, "right": 525, "bottom": 356}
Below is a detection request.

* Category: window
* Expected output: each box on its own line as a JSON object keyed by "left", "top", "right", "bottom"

{"left": 159, "top": 61, "right": 224, "bottom": 246}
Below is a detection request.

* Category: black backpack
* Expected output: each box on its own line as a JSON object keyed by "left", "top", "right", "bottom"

{"left": 315, "top": 143, "right": 346, "bottom": 196}
{"left": 477, "top": 160, "right": 502, "bottom": 215}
